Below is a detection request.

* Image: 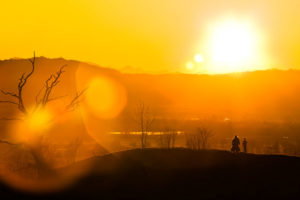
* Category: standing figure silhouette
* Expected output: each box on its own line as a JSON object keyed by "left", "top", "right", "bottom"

{"left": 231, "top": 136, "right": 240, "bottom": 153}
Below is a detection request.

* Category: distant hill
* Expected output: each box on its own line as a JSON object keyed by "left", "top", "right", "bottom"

{"left": 2, "top": 57, "right": 300, "bottom": 123}
{"left": 2, "top": 57, "right": 300, "bottom": 144}
{"left": 1, "top": 149, "right": 299, "bottom": 199}
{"left": 0, "top": 57, "right": 120, "bottom": 116}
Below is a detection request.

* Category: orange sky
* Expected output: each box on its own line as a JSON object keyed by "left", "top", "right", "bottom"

{"left": 0, "top": 0, "right": 300, "bottom": 73}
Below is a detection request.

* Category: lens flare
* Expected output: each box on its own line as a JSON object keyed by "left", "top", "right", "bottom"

{"left": 194, "top": 54, "right": 204, "bottom": 63}
{"left": 85, "top": 77, "right": 127, "bottom": 119}
{"left": 186, "top": 62, "right": 195, "bottom": 70}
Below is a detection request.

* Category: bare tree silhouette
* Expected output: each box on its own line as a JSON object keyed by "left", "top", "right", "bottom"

{"left": 197, "top": 127, "right": 213, "bottom": 149}
{"left": 0, "top": 52, "right": 85, "bottom": 120}
{"left": 159, "top": 127, "right": 177, "bottom": 149}
{"left": 134, "top": 101, "right": 155, "bottom": 149}
{"left": 0, "top": 53, "right": 36, "bottom": 114}
{"left": 185, "top": 127, "right": 213, "bottom": 150}
{"left": 0, "top": 52, "right": 86, "bottom": 175}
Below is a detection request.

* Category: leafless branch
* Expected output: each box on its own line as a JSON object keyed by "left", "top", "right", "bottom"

{"left": 66, "top": 88, "right": 87, "bottom": 111}
{"left": 0, "top": 52, "right": 36, "bottom": 114}
{"left": 38, "top": 65, "right": 67, "bottom": 107}
{"left": 16, "top": 52, "right": 36, "bottom": 113}
{"left": 0, "top": 139, "right": 18, "bottom": 146}
{"left": 47, "top": 95, "right": 68, "bottom": 103}
{"left": 0, "top": 117, "right": 22, "bottom": 121}
{"left": 0, "top": 100, "right": 18, "bottom": 105}
{"left": 0, "top": 89, "right": 19, "bottom": 99}
{"left": 35, "top": 86, "right": 45, "bottom": 105}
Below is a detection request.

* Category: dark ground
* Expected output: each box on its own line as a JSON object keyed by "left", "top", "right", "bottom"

{"left": 1, "top": 148, "right": 300, "bottom": 199}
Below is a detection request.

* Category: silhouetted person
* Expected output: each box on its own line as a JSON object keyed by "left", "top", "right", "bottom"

{"left": 243, "top": 138, "right": 248, "bottom": 153}
{"left": 231, "top": 135, "right": 240, "bottom": 153}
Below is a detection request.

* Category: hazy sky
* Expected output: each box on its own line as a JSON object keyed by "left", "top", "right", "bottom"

{"left": 0, "top": 0, "right": 300, "bottom": 73}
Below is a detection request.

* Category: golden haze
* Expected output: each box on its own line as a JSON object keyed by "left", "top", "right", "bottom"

{"left": 0, "top": 0, "right": 300, "bottom": 73}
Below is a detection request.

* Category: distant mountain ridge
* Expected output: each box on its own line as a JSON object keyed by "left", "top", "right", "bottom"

{"left": 1, "top": 57, "right": 300, "bottom": 123}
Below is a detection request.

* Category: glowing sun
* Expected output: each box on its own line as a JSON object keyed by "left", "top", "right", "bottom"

{"left": 205, "top": 19, "right": 264, "bottom": 74}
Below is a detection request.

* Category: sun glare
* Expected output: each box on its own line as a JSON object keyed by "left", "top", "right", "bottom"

{"left": 26, "top": 109, "right": 52, "bottom": 132}
{"left": 13, "top": 108, "right": 53, "bottom": 144}
{"left": 205, "top": 19, "right": 264, "bottom": 74}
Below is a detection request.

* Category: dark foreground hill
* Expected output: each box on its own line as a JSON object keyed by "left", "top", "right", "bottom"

{"left": 1, "top": 149, "right": 300, "bottom": 199}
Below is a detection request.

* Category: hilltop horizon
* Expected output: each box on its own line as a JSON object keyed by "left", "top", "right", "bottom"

{"left": 0, "top": 56, "right": 296, "bottom": 75}
{"left": 2, "top": 56, "right": 300, "bottom": 124}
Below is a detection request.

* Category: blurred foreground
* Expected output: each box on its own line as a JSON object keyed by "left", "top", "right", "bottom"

{"left": 0, "top": 148, "right": 299, "bottom": 199}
